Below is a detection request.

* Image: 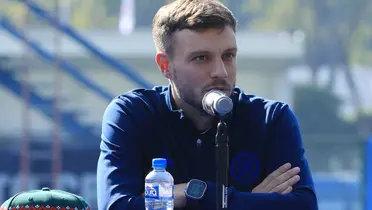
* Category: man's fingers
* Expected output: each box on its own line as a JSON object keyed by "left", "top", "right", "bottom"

{"left": 270, "top": 175, "right": 300, "bottom": 194}
{"left": 281, "top": 186, "right": 293, "bottom": 194}
{"left": 259, "top": 163, "right": 291, "bottom": 188}
{"left": 252, "top": 163, "right": 301, "bottom": 194}
{"left": 287, "top": 175, "right": 301, "bottom": 187}
{"left": 278, "top": 167, "right": 300, "bottom": 182}
{"left": 263, "top": 167, "right": 300, "bottom": 192}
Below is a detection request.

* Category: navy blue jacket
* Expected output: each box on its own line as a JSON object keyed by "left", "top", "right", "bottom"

{"left": 97, "top": 85, "right": 318, "bottom": 210}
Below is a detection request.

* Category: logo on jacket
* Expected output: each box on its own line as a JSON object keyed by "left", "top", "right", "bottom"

{"left": 230, "top": 152, "right": 260, "bottom": 183}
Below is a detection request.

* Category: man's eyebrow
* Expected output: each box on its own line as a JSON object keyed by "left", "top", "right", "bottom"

{"left": 187, "top": 47, "right": 238, "bottom": 58}
{"left": 225, "top": 47, "right": 238, "bottom": 52}
{"left": 187, "top": 50, "right": 211, "bottom": 58}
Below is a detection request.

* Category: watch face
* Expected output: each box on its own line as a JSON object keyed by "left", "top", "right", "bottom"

{"left": 187, "top": 180, "right": 207, "bottom": 199}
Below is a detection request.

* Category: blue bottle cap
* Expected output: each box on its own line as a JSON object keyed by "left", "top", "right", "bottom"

{"left": 152, "top": 158, "right": 167, "bottom": 168}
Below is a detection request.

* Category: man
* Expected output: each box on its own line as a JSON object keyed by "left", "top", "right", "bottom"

{"left": 97, "top": 0, "right": 318, "bottom": 209}
{"left": 1, "top": 187, "right": 90, "bottom": 210}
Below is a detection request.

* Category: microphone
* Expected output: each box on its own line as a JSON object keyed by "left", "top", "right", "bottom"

{"left": 202, "top": 90, "right": 233, "bottom": 117}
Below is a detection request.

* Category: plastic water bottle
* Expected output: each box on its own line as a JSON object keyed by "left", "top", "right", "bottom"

{"left": 145, "top": 158, "right": 174, "bottom": 210}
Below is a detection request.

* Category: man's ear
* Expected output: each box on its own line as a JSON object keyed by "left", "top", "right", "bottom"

{"left": 155, "top": 52, "right": 172, "bottom": 79}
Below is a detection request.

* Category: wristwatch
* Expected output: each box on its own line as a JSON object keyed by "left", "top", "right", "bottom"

{"left": 184, "top": 179, "right": 208, "bottom": 200}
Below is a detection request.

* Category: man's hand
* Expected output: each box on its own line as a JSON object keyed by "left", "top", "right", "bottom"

{"left": 252, "top": 163, "right": 300, "bottom": 194}
{"left": 142, "top": 183, "right": 188, "bottom": 208}
{"left": 174, "top": 183, "right": 187, "bottom": 208}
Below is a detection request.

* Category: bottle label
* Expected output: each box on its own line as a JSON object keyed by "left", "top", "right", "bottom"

{"left": 145, "top": 183, "right": 174, "bottom": 200}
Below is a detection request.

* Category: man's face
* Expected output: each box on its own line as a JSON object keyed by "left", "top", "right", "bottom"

{"left": 166, "top": 26, "right": 237, "bottom": 111}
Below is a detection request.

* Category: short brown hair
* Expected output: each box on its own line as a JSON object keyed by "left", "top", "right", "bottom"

{"left": 152, "top": 0, "right": 237, "bottom": 56}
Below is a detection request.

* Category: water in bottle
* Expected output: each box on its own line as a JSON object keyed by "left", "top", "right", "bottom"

{"left": 145, "top": 158, "right": 174, "bottom": 210}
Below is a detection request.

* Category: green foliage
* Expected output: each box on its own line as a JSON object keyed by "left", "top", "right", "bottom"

{"left": 243, "top": 0, "right": 372, "bottom": 66}
{"left": 0, "top": 1, "right": 27, "bottom": 26}
{"left": 248, "top": 0, "right": 311, "bottom": 31}
{"left": 293, "top": 85, "right": 358, "bottom": 134}
{"left": 4, "top": 0, "right": 369, "bottom": 64}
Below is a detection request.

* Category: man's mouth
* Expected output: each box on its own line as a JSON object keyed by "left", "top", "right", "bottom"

{"left": 206, "top": 86, "right": 230, "bottom": 92}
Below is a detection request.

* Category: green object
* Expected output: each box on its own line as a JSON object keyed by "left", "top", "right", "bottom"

{"left": 0, "top": 187, "right": 90, "bottom": 210}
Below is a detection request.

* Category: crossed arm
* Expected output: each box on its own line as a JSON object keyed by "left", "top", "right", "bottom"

{"left": 97, "top": 99, "right": 318, "bottom": 210}
{"left": 172, "top": 163, "right": 316, "bottom": 210}
{"left": 195, "top": 106, "right": 318, "bottom": 210}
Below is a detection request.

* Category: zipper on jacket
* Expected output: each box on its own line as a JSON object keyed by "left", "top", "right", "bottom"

{"left": 196, "top": 139, "right": 202, "bottom": 154}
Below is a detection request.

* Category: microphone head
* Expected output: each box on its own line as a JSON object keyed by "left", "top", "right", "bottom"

{"left": 202, "top": 90, "right": 233, "bottom": 117}
{"left": 214, "top": 95, "right": 233, "bottom": 116}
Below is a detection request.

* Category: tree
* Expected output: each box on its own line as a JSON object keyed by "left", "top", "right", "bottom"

{"left": 1, "top": 1, "right": 28, "bottom": 26}
{"left": 293, "top": 85, "right": 358, "bottom": 134}
{"left": 237, "top": 0, "right": 372, "bottom": 114}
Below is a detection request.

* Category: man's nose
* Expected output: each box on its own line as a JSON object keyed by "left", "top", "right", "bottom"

{"left": 210, "top": 59, "right": 228, "bottom": 79}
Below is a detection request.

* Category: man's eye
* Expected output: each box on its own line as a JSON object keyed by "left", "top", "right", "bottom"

{"left": 223, "top": 53, "right": 235, "bottom": 59}
{"left": 193, "top": 55, "right": 208, "bottom": 61}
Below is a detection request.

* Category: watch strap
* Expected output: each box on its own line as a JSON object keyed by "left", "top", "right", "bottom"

{"left": 185, "top": 195, "right": 200, "bottom": 209}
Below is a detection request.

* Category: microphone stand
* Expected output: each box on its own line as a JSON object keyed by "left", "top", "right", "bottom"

{"left": 215, "top": 118, "right": 229, "bottom": 210}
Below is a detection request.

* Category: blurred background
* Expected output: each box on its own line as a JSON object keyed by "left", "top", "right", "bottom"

{"left": 0, "top": 0, "right": 371, "bottom": 209}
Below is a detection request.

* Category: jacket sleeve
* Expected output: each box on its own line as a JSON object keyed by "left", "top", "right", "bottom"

{"left": 199, "top": 104, "right": 318, "bottom": 210}
{"left": 97, "top": 97, "right": 146, "bottom": 210}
